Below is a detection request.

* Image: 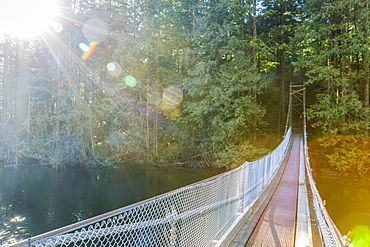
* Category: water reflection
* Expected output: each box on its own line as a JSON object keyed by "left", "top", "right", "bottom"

{"left": 0, "top": 211, "right": 28, "bottom": 245}
{"left": 0, "top": 164, "right": 222, "bottom": 245}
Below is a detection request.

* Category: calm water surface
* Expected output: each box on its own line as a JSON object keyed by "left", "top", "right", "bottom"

{"left": 0, "top": 164, "right": 223, "bottom": 245}
{"left": 314, "top": 173, "right": 370, "bottom": 243}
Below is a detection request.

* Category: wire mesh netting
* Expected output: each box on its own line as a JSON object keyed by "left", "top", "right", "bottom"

{"left": 9, "top": 128, "right": 292, "bottom": 247}
{"left": 303, "top": 124, "right": 344, "bottom": 247}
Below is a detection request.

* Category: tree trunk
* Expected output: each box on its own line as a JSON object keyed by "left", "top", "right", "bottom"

{"left": 252, "top": 0, "right": 257, "bottom": 63}
{"left": 365, "top": 0, "right": 370, "bottom": 109}
{"left": 365, "top": 0, "right": 369, "bottom": 137}
{"left": 278, "top": 49, "right": 285, "bottom": 133}
{"left": 1, "top": 35, "right": 9, "bottom": 159}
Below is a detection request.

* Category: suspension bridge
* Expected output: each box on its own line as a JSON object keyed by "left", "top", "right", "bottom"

{"left": 6, "top": 84, "right": 347, "bottom": 247}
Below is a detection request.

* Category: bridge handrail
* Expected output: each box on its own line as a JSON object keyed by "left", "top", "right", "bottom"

{"left": 303, "top": 123, "right": 344, "bottom": 246}
{"left": 8, "top": 128, "right": 292, "bottom": 247}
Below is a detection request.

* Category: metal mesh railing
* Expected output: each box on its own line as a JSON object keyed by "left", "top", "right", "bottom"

{"left": 303, "top": 119, "right": 343, "bottom": 246}
{"left": 8, "top": 127, "right": 292, "bottom": 247}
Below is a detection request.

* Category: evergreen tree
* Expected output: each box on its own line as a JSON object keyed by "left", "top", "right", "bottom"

{"left": 258, "top": 0, "right": 304, "bottom": 130}
{"left": 180, "top": 0, "right": 271, "bottom": 166}
{"left": 294, "top": 0, "right": 370, "bottom": 136}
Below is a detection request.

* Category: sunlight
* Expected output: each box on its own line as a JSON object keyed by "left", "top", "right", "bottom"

{"left": 350, "top": 225, "right": 370, "bottom": 247}
{"left": 0, "top": 0, "right": 59, "bottom": 38}
{"left": 10, "top": 215, "right": 26, "bottom": 223}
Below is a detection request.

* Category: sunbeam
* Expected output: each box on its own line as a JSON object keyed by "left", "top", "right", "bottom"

{"left": 0, "top": 0, "right": 59, "bottom": 38}
{"left": 42, "top": 27, "right": 170, "bottom": 129}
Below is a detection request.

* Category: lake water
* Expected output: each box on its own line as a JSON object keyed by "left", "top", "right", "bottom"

{"left": 314, "top": 173, "right": 370, "bottom": 243}
{"left": 0, "top": 164, "right": 223, "bottom": 245}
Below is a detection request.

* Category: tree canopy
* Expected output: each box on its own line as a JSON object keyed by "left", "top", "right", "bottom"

{"left": 0, "top": 0, "right": 368, "bottom": 168}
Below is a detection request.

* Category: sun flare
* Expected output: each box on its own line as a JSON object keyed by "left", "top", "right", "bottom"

{"left": 0, "top": 0, "right": 59, "bottom": 38}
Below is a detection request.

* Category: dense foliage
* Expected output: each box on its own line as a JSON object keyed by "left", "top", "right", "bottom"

{"left": 309, "top": 136, "right": 370, "bottom": 177}
{"left": 0, "top": 0, "right": 369, "bottom": 168}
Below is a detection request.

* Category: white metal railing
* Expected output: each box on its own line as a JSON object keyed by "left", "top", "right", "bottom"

{"left": 7, "top": 127, "right": 292, "bottom": 247}
{"left": 303, "top": 117, "right": 344, "bottom": 246}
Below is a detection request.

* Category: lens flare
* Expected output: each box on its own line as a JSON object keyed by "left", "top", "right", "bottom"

{"left": 162, "top": 85, "right": 183, "bottom": 107}
{"left": 160, "top": 85, "right": 183, "bottom": 119}
{"left": 81, "top": 42, "right": 98, "bottom": 61}
{"left": 107, "top": 63, "right": 116, "bottom": 71}
{"left": 350, "top": 225, "right": 370, "bottom": 247}
{"left": 107, "top": 62, "right": 122, "bottom": 77}
{"left": 124, "top": 75, "right": 137, "bottom": 87}
{"left": 79, "top": 43, "right": 90, "bottom": 52}
{"left": 82, "top": 18, "right": 108, "bottom": 43}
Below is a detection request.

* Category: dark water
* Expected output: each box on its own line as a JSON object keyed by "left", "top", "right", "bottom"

{"left": 0, "top": 164, "right": 223, "bottom": 245}
{"left": 314, "top": 173, "right": 370, "bottom": 244}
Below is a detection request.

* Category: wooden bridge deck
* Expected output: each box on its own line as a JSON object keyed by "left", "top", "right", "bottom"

{"left": 228, "top": 134, "right": 312, "bottom": 247}
{"left": 245, "top": 135, "right": 300, "bottom": 246}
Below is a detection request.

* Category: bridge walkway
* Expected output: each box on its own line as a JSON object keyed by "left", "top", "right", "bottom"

{"left": 229, "top": 134, "right": 311, "bottom": 247}
{"left": 246, "top": 134, "right": 300, "bottom": 246}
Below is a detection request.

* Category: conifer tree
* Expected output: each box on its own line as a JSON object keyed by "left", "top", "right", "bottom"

{"left": 294, "top": 0, "right": 370, "bottom": 136}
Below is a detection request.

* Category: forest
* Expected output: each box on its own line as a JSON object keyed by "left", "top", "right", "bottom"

{"left": 0, "top": 0, "right": 369, "bottom": 169}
